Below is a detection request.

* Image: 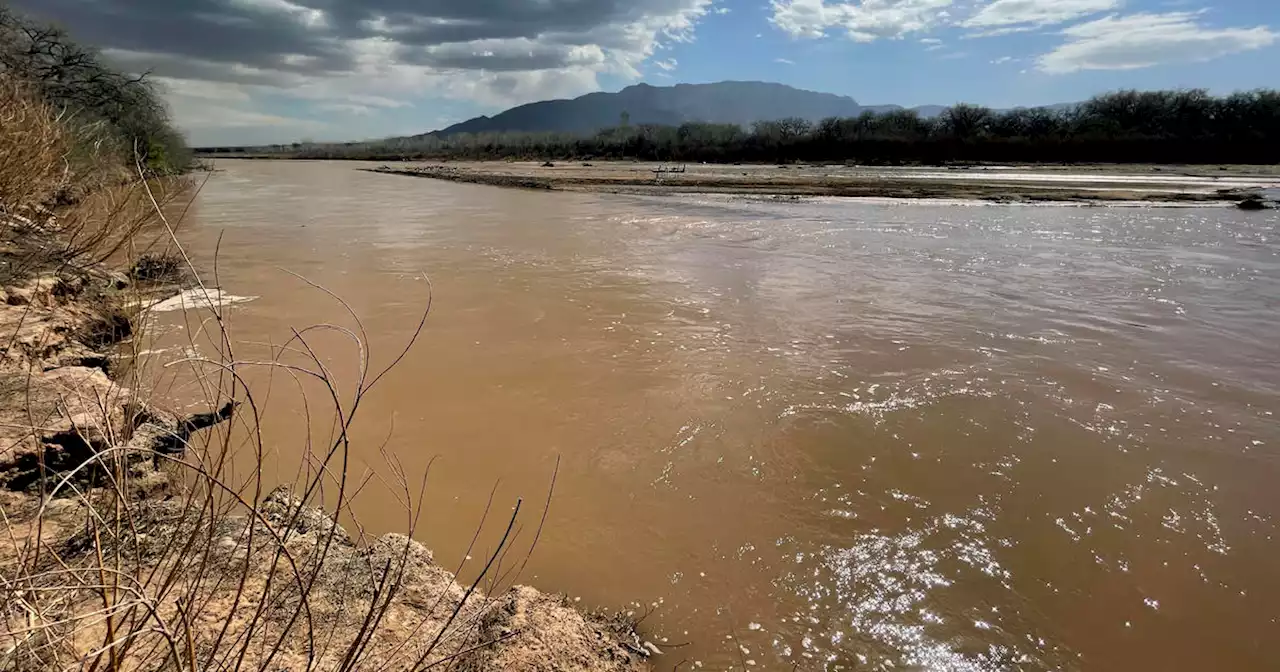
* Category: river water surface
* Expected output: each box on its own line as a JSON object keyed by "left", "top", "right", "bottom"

{"left": 154, "top": 161, "right": 1279, "bottom": 670}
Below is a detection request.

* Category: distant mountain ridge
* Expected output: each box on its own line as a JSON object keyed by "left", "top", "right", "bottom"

{"left": 426, "top": 81, "right": 951, "bottom": 138}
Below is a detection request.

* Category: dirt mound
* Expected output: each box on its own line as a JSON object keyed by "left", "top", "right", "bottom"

{"left": 461, "top": 586, "right": 653, "bottom": 672}
{"left": 4, "top": 484, "right": 651, "bottom": 671}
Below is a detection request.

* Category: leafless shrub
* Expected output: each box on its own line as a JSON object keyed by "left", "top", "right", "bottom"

{"left": 1, "top": 112, "right": 584, "bottom": 672}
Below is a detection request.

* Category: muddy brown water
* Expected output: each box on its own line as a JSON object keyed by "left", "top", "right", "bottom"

{"left": 149, "top": 160, "right": 1279, "bottom": 670}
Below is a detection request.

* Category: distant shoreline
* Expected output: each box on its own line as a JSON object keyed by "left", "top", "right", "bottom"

{"left": 335, "top": 160, "right": 1280, "bottom": 205}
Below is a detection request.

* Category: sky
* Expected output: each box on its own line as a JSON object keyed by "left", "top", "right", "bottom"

{"left": 13, "top": 0, "right": 1278, "bottom": 146}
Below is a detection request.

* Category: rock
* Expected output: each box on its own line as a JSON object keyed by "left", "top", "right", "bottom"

{"left": 126, "top": 457, "right": 174, "bottom": 497}
{"left": 0, "top": 366, "right": 133, "bottom": 490}
{"left": 130, "top": 401, "right": 237, "bottom": 455}
{"left": 2, "top": 274, "right": 82, "bottom": 308}
{"left": 1237, "top": 195, "right": 1270, "bottom": 210}
{"left": 461, "top": 585, "right": 649, "bottom": 671}
{"left": 76, "top": 309, "right": 132, "bottom": 349}
{"left": 42, "top": 497, "right": 84, "bottom": 516}
{"left": 43, "top": 411, "right": 116, "bottom": 449}
{"left": 0, "top": 362, "right": 236, "bottom": 493}
{"left": 43, "top": 343, "right": 111, "bottom": 371}
{"left": 103, "top": 271, "right": 130, "bottom": 290}
{"left": 5, "top": 283, "right": 36, "bottom": 306}
{"left": 0, "top": 273, "right": 128, "bottom": 368}
{"left": 50, "top": 274, "right": 87, "bottom": 299}
{"left": 372, "top": 532, "right": 434, "bottom": 564}
{"left": 260, "top": 486, "right": 351, "bottom": 544}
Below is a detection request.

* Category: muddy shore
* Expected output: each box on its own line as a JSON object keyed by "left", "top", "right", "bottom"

{"left": 358, "top": 160, "right": 1280, "bottom": 204}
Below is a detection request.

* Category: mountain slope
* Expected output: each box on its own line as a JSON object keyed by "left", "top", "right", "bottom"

{"left": 422, "top": 81, "right": 1069, "bottom": 138}
{"left": 431, "top": 81, "right": 866, "bottom": 136}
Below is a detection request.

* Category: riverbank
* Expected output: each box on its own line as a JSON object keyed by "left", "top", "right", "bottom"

{"left": 359, "top": 160, "right": 1280, "bottom": 205}
{"left": 1, "top": 202, "right": 653, "bottom": 672}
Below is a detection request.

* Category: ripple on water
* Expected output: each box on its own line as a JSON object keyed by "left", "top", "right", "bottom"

{"left": 779, "top": 364, "right": 999, "bottom": 425}
{"left": 179, "top": 164, "right": 1280, "bottom": 671}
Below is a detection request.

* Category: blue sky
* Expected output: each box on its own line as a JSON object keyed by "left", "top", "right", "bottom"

{"left": 666, "top": 0, "right": 1279, "bottom": 108}
{"left": 15, "top": 0, "right": 1278, "bottom": 145}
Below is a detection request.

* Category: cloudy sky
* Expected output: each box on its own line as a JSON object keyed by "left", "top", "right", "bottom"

{"left": 13, "top": 0, "right": 1277, "bottom": 146}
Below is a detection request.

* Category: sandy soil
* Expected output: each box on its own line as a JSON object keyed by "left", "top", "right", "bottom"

{"left": 364, "top": 160, "right": 1280, "bottom": 204}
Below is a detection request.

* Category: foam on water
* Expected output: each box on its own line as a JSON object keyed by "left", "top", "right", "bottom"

{"left": 145, "top": 288, "right": 259, "bottom": 313}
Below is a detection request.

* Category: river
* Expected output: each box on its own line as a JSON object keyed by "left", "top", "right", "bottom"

{"left": 150, "top": 160, "right": 1279, "bottom": 670}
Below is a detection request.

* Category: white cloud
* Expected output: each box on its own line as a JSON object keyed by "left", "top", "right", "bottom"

{"left": 22, "top": 0, "right": 718, "bottom": 143}
{"left": 227, "top": 0, "right": 328, "bottom": 29}
{"left": 714, "top": 6, "right": 732, "bottom": 13}
{"left": 964, "top": 0, "right": 1118, "bottom": 33}
{"left": 316, "top": 102, "right": 376, "bottom": 115}
{"left": 990, "top": 55, "right": 1014, "bottom": 63}
{"left": 770, "top": 0, "right": 955, "bottom": 42}
{"left": 653, "top": 58, "right": 678, "bottom": 70}
{"left": 775, "top": 57, "right": 796, "bottom": 64}
{"left": 429, "top": 67, "right": 605, "bottom": 108}
{"left": 152, "top": 76, "right": 253, "bottom": 102}
{"left": 228, "top": 1, "right": 712, "bottom": 134}
{"left": 963, "top": 24, "right": 1035, "bottom": 36}
{"left": 161, "top": 82, "right": 327, "bottom": 133}
{"left": 1038, "top": 11, "right": 1278, "bottom": 73}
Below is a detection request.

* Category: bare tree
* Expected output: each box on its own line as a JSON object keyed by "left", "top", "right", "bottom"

{"left": 0, "top": 7, "right": 188, "bottom": 173}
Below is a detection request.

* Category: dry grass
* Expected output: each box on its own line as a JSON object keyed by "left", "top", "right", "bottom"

{"left": 1, "top": 78, "right": 186, "bottom": 285}
{"left": 0, "top": 79, "right": 68, "bottom": 220}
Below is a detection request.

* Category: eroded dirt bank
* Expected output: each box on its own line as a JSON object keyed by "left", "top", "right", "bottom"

{"left": 363, "top": 160, "right": 1280, "bottom": 205}
{"left": 0, "top": 222, "right": 654, "bottom": 671}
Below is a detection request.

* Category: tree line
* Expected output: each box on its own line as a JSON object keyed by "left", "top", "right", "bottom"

{"left": 0, "top": 6, "right": 189, "bottom": 173}
{"left": 248, "top": 89, "right": 1280, "bottom": 165}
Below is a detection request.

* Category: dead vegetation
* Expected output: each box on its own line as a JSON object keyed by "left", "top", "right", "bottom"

{"left": 0, "top": 75, "right": 652, "bottom": 671}
{"left": 127, "top": 254, "right": 186, "bottom": 284}
{"left": 0, "top": 77, "right": 67, "bottom": 218}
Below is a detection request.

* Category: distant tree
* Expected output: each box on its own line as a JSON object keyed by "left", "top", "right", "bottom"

{"left": 782, "top": 117, "right": 811, "bottom": 137}
{"left": 267, "top": 87, "right": 1280, "bottom": 165}
{"left": 940, "top": 103, "right": 994, "bottom": 140}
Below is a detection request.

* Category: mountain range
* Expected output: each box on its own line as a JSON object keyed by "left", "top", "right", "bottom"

{"left": 426, "top": 81, "right": 952, "bottom": 137}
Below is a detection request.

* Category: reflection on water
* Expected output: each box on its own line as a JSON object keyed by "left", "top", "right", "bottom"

{"left": 152, "top": 161, "right": 1279, "bottom": 670}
